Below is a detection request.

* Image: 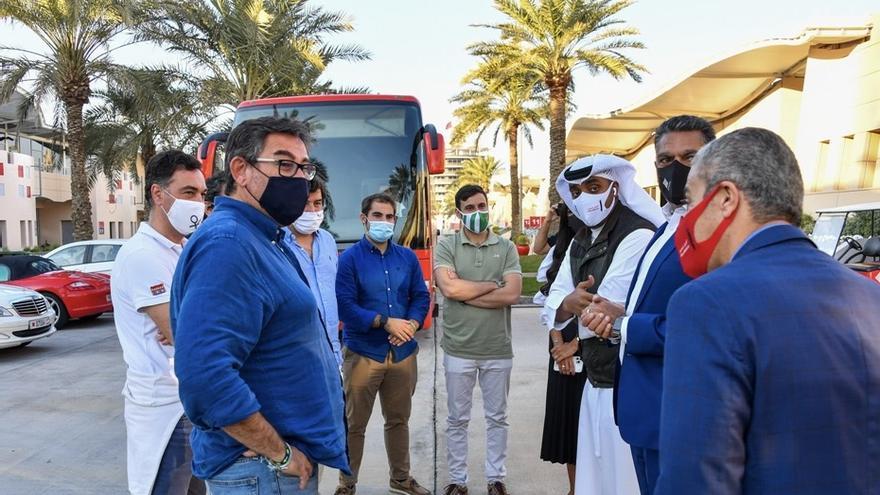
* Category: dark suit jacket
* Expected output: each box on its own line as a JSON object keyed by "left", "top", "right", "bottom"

{"left": 656, "top": 224, "right": 880, "bottom": 494}
{"left": 616, "top": 222, "right": 691, "bottom": 450}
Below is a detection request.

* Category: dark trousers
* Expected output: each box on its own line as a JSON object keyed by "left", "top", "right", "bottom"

{"left": 152, "top": 415, "right": 206, "bottom": 495}
{"left": 631, "top": 446, "right": 659, "bottom": 495}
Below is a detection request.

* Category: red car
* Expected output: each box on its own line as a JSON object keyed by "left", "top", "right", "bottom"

{"left": 0, "top": 255, "right": 112, "bottom": 328}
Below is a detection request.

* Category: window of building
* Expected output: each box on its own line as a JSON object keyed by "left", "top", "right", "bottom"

{"left": 814, "top": 140, "right": 830, "bottom": 191}
{"left": 0, "top": 163, "right": 4, "bottom": 175}
{"left": 109, "top": 222, "right": 116, "bottom": 239}
{"left": 108, "top": 193, "right": 116, "bottom": 204}
{"left": 26, "top": 186, "right": 31, "bottom": 198}
{"left": 115, "top": 179, "right": 122, "bottom": 189}
{"left": 18, "top": 184, "right": 25, "bottom": 197}
{"left": 867, "top": 130, "right": 880, "bottom": 189}
{"left": 17, "top": 165, "right": 24, "bottom": 178}
{"left": 0, "top": 183, "right": 5, "bottom": 196}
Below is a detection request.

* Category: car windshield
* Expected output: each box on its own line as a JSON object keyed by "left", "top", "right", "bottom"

{"left": 811, "top": 213, "right": 846, "bottom": 256}
{"left": 27, "top": 259, "right": 62, "bottom": 276}
{"left": 0, "top": 257, "right": 62, "bottom": 281}
{"left": 232, "top": 101, "right": 425, "bottom": 246}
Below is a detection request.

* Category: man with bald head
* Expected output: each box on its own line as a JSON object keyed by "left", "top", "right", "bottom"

{"left": 655, "top": 127, "right": 880, "bottom": 494}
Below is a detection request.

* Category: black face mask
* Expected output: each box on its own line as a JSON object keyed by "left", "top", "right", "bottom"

{"left": 656, "top": 160, "right": 690, "bottom": 206}
{"left": 245, "top": 171, "right": 309, "bottom": 226}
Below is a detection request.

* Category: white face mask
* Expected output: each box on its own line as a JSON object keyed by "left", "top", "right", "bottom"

{"left": 571, "top": 186, "right": 617, "bottom": 227}
{"left": 161, "top": 189, "right": 205, "bottom": 236}
{"left": 293, "top": 210, "right": 324, "bottom": 235}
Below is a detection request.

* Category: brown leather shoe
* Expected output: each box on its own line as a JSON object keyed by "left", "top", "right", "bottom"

{"left": 444, "top": 484, "right": 468, "bottom": 495}
{"left": 487, "top": 481, "right": 509, "bottom": 495}
{"left": 390, "top": 477, "right": 431, "bottom": 495}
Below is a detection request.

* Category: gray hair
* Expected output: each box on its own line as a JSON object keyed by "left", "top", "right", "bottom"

{"left": 224, "top": 116, "right": 313, "bottom": 194}
{"left": 692, "top": 127, "right": 803, "bottom": 224}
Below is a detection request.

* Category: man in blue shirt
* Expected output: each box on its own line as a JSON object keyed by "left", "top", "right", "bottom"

{"left": 284, "top": 177, "right": 342, "bottom": 367}
{"left": 171, "top": 117, "right": 348, "bottom": 495}
{"left": 334, "top": 193, "right": 431, "bottom": 495}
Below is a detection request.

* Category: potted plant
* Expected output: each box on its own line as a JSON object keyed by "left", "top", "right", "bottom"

{"left": 514, "top": 233, "right": 531, "bottom": 256}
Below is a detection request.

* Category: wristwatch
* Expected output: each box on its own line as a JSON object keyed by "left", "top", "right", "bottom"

{"left": 495, "top": 280, "right": 506, "bottom": 289}
{"left": 379, "top": 314, "right": 389, "bottom": 329}
{"left": 610, "top": 317, "right": 624, "bottom": 343}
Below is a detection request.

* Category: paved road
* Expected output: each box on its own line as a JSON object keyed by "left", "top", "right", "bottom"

{"left": 0, "top": 308, "right": 569, "bottom": 495}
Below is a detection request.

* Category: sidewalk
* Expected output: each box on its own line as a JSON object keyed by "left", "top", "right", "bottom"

{"left": 321, "top": 306, "right": 569, "bottom": 495}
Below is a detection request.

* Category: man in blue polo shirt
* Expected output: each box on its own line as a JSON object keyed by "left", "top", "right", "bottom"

{"left": 170, "top": 116, "right": 348, "bottom": 495}
{"left": 334, "top": 193, "right": 431, "bottom": 495}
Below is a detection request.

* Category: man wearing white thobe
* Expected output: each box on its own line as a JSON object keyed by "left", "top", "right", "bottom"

{"left": 543, "top": 155, "right": 663, "bottom": 495}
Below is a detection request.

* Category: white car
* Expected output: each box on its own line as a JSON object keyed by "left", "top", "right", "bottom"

{"left": 44, "top": 240, "right": 125, "bottom": 275}
{"left": 0, "top": 284, "right": 57, "bottom": 349}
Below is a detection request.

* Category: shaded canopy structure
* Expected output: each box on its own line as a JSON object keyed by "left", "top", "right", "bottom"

{"left": 565, "top": 25, "right": 873, "bottom": 162}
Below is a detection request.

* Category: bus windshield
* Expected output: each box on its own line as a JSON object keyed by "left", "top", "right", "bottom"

{"left": 232, "top": 101, "right": 428, "bottom": 247}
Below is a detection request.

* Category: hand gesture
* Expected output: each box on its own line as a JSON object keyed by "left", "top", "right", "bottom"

{"left": 385, "top": 318, "right": 415, "bottom": 343}
{"left": 561, "top": 276, "right": 595, "bottom": 316}
{"left": 243, "top": 445, "right": 313, "bottom": 489}
{"left": 556, "top": 355, "right": 576, "bottom": 376}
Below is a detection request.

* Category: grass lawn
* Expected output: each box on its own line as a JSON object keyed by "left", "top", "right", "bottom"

{"left": 521, "top": 276, "right": 542, "bottom": 297}
{"left": 519, "top": 254, "right": 543, "bottom": 273}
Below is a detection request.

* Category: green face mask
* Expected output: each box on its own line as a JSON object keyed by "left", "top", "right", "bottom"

{"left": 459, "top": 209, "right": 490, "bottom": 233}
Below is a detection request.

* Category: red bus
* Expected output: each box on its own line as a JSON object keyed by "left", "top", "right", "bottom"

{"left": 197, "top": 94, "right": 446, "bottom": 326}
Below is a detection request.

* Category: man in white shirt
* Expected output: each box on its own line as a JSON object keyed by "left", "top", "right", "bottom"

{"left": 583, "top": 116, "right": 716, "bottom": 495}
{"left": 543, "top": 155, "right": 663, "bottom": 495}
{"left": 111, "top": 150, "right": 207, "bottom": 495}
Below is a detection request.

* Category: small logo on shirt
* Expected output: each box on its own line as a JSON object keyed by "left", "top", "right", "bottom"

{"left": 493, "top": 254, "right": 501, "bottom": 258}
{"left": 150, "top": 283, "right": 166, "bottom": 296}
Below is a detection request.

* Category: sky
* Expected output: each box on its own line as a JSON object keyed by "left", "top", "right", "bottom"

{"left": 2, "top": 0, "right": 877, "bottom": 179}
{"left": 317, "top": 0, "right": 878, "bottom": 177}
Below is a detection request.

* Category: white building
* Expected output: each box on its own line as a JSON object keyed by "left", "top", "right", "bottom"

{"left": 0, "top": 90, "right": 144, "bottom": 251}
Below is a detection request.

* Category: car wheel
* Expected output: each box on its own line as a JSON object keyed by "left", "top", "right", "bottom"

{"left": 41, "top": 292, "right": 69, "bottom": 329}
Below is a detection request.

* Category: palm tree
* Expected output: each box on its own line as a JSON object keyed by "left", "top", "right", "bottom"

{"left": 451, "top": 58, "right": 546, "bottom": 236}
{"left": 85, "top": 68, "right": 211, "bottom": 190}
{"left": 137, "top": 0, "right": 371, "bottom": 108}
{"left": 472, "top": 0, "right": 646, "bottom": 204}
{"left": 0, "top": 0, "right": 130, "bottom": 240}
{"left": 443, "top": 155, "right": 502, "bottom": 215}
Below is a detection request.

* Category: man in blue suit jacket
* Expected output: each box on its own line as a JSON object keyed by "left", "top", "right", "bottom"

{"left": 657, "top": 127, "right": 880, "bottom": 494}
{"left": 583, "top": 115, "right": 716, "bottom": 495}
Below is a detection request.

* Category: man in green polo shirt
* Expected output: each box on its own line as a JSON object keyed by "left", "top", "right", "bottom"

{"left": 434, "top": 184, "right": 523, "bottom": 495}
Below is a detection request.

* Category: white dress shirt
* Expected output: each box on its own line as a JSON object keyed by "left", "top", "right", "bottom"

{"left": 543, "top": 226, "right": 654, "bottom": 339}
{"left": 619, "top": 204, "right": 686, "bottom": 354}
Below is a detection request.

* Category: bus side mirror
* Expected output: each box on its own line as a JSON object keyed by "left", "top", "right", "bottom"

{"left": 197, "top": 131, "right": 229, "bottom": 177}
{"left": 422, "top": 124, "right": 445, "bottom": 175}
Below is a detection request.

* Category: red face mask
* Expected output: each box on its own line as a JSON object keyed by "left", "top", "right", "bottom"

{"left": 674, "top": 185, "right": 737, "bottom": 278}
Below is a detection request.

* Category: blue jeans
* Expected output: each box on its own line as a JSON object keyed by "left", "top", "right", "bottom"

{"left": 153, "top": 415, "right": 205, "bottom": 495}
{"left": 205, "top": 457, "right": 318, "bottom": 495}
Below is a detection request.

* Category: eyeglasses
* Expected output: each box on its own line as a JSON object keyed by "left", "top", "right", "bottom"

{"left": 252, "top": 158, "right": 317, "bottom": 180}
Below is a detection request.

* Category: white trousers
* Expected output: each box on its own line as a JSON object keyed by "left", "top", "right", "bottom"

{"left": 574, "top": 382, "right": 639, "bottom": 495}
{"left": 444, "top": 354, "right": 513, "bottom": 485}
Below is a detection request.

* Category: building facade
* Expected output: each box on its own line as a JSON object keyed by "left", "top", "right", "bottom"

{"left": 565, "top": 17, "right": 880, "bottom": 215}
{"left": 1, "top": 91, "right": 144, "bottom": 251}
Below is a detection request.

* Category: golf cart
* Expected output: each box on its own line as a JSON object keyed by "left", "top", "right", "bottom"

{"left": 810, "top": 202, "right": 880, "bottom": 284}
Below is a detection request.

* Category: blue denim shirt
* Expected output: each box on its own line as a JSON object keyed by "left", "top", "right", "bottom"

{"left": 170, "top": 196, "right": 349, "bottom": 479}
{"left": 283, "top": 227, "right": 342, "bottom": 366}
{"left": 336, "top": 236, "right": 431, "bottom": 363}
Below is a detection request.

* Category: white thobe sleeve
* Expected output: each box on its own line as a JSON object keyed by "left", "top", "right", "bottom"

{"left": 595, "top": 229, "right": 655, "bottom": 304}
{"left": 542, "top": 244, "right": 575, "bottom": 331}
